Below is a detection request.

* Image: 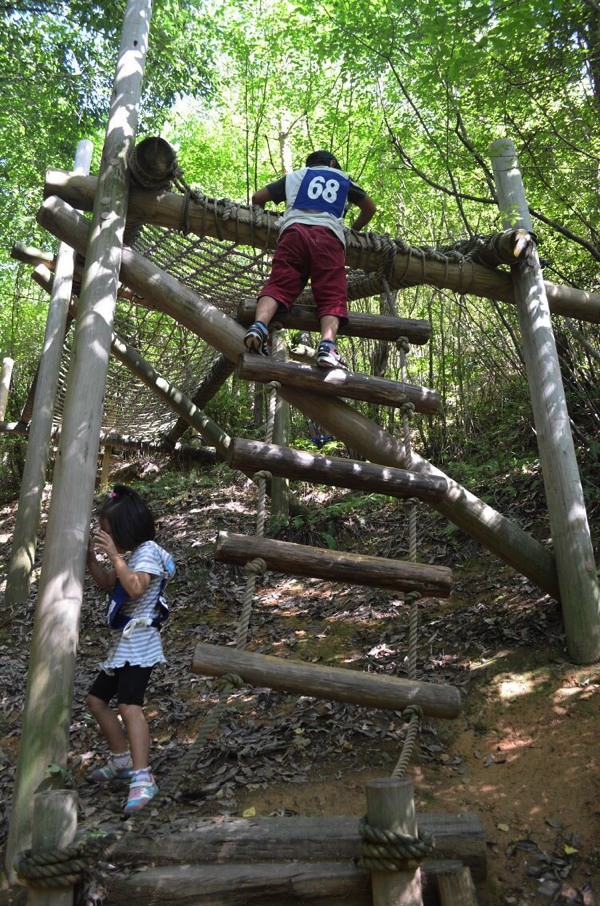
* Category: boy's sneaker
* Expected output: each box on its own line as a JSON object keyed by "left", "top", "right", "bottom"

{"left": 316, "top": 341, "right": 347, "bottom": 369}
{"left": 124, "top": 775, "right": 159, "bottom": 814}
{"left": 244, "top": 321, "right": 269, "bottom": 356}
{"left": 92, "top": 755, "right": 134, "bottom": 782}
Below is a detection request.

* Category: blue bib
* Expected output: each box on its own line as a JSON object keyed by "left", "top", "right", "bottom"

{"left": 292, "top": 169, "right": 350, "bottom": 219}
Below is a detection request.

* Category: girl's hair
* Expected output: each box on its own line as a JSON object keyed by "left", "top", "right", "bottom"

{"left": 98, "top": 484, "right": 155, "bottom": 552}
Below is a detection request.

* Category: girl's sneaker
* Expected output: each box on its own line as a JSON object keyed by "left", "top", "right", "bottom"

{"left": 92, "top": 755, "right": 134, "bottom": 782}
{"left": 124, "top": 775, "right": 159, "bottom": 814}
{"left": 244, "top": 321, "right": 269, "bottom": 356}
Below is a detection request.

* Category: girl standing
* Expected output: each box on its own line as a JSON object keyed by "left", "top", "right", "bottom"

{"left": 86, "top": 484, "right": 175, "bottom": 814}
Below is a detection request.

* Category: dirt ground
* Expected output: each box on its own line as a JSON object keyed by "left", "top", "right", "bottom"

{"left": 1, "top": 466, "right": 599, "bottom": 905}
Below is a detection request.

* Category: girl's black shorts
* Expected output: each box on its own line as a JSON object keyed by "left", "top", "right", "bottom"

{"left": 88, "top": 664, "right": 153, "bottom": 706}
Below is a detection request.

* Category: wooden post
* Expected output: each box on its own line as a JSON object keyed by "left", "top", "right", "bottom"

{"left": 5, "top": 0, "right": 152, "bottom": 881}
{"left": 437, "top": 866, "right": 478, "bottom": 905}
{"left": 490, "top": 138, "right": 600, "bottom": 664}
{"left": 28, "top": 791, "right": 78, "bottom": 906}
{"left": 0, "top": 356, "right": 14, "bottom": 420}
{"left": 4, "top": 141, "right": 93, "bottom": 611}
{"left": 99, "top": 444, "right": 112, "bottom": 490}
{"left": 365, "top": 778, "right": 423, "bottom": 906}
{"left": 270, "top": 329, "right": 290, "bottom": 528}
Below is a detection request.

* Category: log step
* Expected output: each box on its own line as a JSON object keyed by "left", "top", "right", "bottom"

{"left": 215, "top": 531, "right": 452, "bottom": 598}
{"left": 237, "top": 298, "right": 432, "bottom": 344}
{"left": 228, "top": 439, "right": 448, "bottom": 503}
{"left": 103, "top": 859, "right": 471, "bottom": 906}
{"left": 192, "top": 643, "right": 461, "bottom": 719}
{"left": 238, "top": 354, "right": 439, "bottom": 412}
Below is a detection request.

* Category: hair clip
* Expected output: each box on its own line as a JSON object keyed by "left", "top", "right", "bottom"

{"left": 110, "top": 491, "right": 117, "bottom": 498}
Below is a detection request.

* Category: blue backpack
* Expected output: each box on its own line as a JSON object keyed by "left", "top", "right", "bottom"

{"left": 107, "top": 577, "right": 170, "bottom": 631}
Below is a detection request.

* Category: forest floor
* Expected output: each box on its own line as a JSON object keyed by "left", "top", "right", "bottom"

{"left": 0, "top": 460, "right": 599, "bottom": 905}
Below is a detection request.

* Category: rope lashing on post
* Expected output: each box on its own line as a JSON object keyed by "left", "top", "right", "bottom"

{"left": 358, "top": 815, "right": 434, "bottom": 872}
{"left": 14, "top": 830, "right": 119, "bottom": 889}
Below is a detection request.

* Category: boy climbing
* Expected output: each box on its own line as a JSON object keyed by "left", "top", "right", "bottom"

{"left": 245, "top": 150, "right": 376, "bottom": 369}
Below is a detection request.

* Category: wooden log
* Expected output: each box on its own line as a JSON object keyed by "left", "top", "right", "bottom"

{"left": 437, "top": 866, "right": 478, "bottom": 905}
{"left": 113, "top": 814, "right": 487, "bottom": 894}
{"left": 28, "top": 791, "right": 78, "bottom": 906}
{"left": 4, "top": 141, "right": 92, "bottom": 613}
{"left": 215, "top": 531, "right": 452, "bottom": 597}
{"left": 229, "top": 439, "right": 447, "bottom": 502}
{"left": 99, "top": 444, "right": 112, "bottom": 490}
{"left": 192, "top": 642, "right": 461, "bottom": 719}
{"left": 5, "top": 1, "right": 153, "bottom": 880}
{"left": 43, "top": 169, "right": 600, "bottom": 321}
{"left": 237, "top": 355, "right": 440, "bottom": 413}
{"left": 491, "top": 138, "right": 600, "bottom": 665}
{"left": 237, "top": 299, "right": 432, "bottom": 344}
{"left": 35, "top": 197, "right": 559, "bottom": 598}
{"left": 101, "top": 860, "right": 468, "bottom": 906}
{"left": 366, "top": 778, "right": 423, "bottom": 906}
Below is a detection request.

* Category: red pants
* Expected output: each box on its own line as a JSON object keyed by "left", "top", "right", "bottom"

{"left": 259, "top": 223, "right": 348, "bottom": 323}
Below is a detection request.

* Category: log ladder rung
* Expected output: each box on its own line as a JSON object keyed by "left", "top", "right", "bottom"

{"left": 215, "top": 531, "right": 452, "bottom": 598}
{"left": 228, "top": 438, "right": 448, "bottom": 503}
{"left": 237, "top": 298, "right": 432, "bottom": 344}
{"left": 192, "top": 642, "right": 461, "bottom": 719}
{"left": 237, "top": 354, "right": 440, "bottom": 412}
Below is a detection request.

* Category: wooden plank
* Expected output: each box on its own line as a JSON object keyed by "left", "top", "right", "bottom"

{"left": 491, "top": 138, "right": 600, "bottom": 665}
{"left": 237, "top": 355, "right": 440, "bottom": 413}
{"left": 43, "top": 169, "right": 600, "bottom": 321}
{"left": 35, "top": 197, "right": 559, "bottom": 598}
{"left": 192, "top": 642, "right": 461, "bottom": 719}
{"left": 237, "top": 299, "right": 432, "bottom": 344}
{"left": 215, "top": 531, "right": 452, "bottom": 597}
{"left": 229, "top": 439, "right": 447, "bottom": 502}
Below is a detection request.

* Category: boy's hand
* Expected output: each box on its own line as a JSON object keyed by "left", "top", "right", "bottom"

{"left": 94, "top": 529, "right": 120, "bottom": 563}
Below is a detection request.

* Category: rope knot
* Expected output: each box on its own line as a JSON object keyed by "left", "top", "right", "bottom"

{"left": 404, "top": 590, "right": 421, "bottom": 605}
{"left": 253, "top": 470, "right": 272, "bottom": 483}
{"left": 396, "top": 336, "right": 411, "bottom": 354}
{"left": 214, "top": 672, "right": 245, "bottom": 691}
{"left": 267, "top": 381, "right": 282, "bottom": 391}
{"left": 402, "top": 703, "right": 423, "bottom": 721}
{"left": 400, "top": 401, "right": 415, "bottom": 418}
{"left": 358, "top": 816, "right": 434, "bottom": 872}
{"left": 244, "top": 558, "right": 267, "bottom": 576}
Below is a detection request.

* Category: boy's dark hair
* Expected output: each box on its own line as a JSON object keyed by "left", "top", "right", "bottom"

{"left": 306, "top": 150, "right": 341, "bottom": 169}
{"left": 99, "top": 484, "right": 155, "bottom": 552}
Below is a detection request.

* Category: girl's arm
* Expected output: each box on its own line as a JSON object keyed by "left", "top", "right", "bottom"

{"left": 86, "top": 538, "right": 116, "bottom": 590}
{"left": 94, "top": 530, "right": 151, "bottom": 599}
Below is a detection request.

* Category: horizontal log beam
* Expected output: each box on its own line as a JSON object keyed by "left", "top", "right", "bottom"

{"left": 36, "top": 196, "right": 559, "bottom": 598}
{"left": 192, "top": 642, "right": 461, "bottom": 719}
{"left": 237, "top": 355, "right": 440, "bottom": 413}
{"left": 215, "top": 531, "right": 452, "bottom": 597}
{"left": 102, "top": 860, "right": 469, "bottom": 906}
{"left": 113, "top": 814, "right": 486, "bottom": 886}
{"left": 229, "top": 439, "right": 447, "bottom": 502}
{"left": 237, "top": 299, "right": 431, "bottom": 344}
{"left": 44, "top": 169, "right": 600, "bottom": 321}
